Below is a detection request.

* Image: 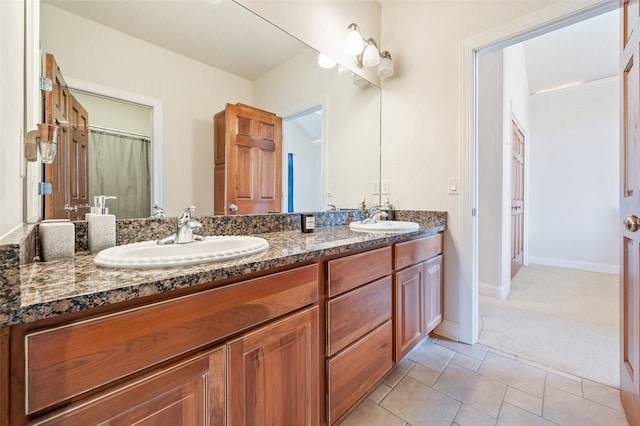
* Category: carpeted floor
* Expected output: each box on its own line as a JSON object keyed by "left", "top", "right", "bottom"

{"left": 478, "top": 264, "right": 620, "bottom": 387}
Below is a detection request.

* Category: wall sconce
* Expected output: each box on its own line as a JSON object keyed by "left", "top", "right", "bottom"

{"left": 344, "top": 23, "right": 394, "bottom": 78}
{"left": 25, "top": 123, "right": 59, "bottom": 164}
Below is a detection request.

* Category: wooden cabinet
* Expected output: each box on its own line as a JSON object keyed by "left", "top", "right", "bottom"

{"left": 12, "top": 264, "right": 319, "bottom": 425}
{"left": 395, "top": 262, "right": 426, "bottom": 361}
{"left": 6, "top": 234, "right": 444, "bottom": 425}
{"left": 325, "top": 247, "right": 393, "bottom": 425}
{"left": 214, "top": 103, "right": 282, "bottom": 215}
{"left": 425, "top": 254, "right": 443, "bottom": 334}
{"left": 29, "top": 347, "right": 226, "bottom": 426}
{"left": 393, "top": 234, "right": 443, "bottom": 361}
{"left": 228, "top": 307, "right": 319, "bottom": 426}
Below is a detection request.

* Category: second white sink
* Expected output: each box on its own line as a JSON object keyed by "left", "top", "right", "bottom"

{"left": 94, "top": 235, "right": 269, "bottom": 268}
{"left": 349, "top": 220, "right": 420, "bottom": 233}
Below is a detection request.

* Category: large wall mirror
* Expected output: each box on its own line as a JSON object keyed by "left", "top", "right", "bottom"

{"left": 31, "top": 0, "right": 381, "bottom": 220}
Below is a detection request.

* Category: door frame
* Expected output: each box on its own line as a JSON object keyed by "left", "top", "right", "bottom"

{"left": 65, "top": 78, "right": 164, "bottom": 211}
{"left": 458, "top": 0, "right": 618, "bottom": 344}
{"left": 279, "top": 95, "right": 329, "bottom": 212}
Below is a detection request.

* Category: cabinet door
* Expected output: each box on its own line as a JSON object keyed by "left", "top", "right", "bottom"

{"left": 394, "top": 263, "right": 425, "bottom": 362}
{"left": 228, "top": 307, "right": 319, "bottom": 426}
{"left": 30, "top": 347, "right": 226, "bottom": 425}
{"left": 425, "top": 255, "right": 443, "bottom": 334}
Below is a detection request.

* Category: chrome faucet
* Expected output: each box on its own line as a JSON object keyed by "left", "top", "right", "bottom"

{"left": 362, "top": 206, "right": 388, "bottom": 224}
{"left": 150, "top": 204, "right": 166, "bottom": 219}
{"left": 157, "top": 206, "right": 204, "bottom": 245}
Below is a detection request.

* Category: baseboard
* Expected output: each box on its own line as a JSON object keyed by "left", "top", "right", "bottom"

{"left": 527, "top": 256, "right": 618, "bottom": 275}
{"left": 433, "top": 320, "right": 459, "bottom": 342}
{"left": 478, "top": 281, "right": 510, "bottom": 299}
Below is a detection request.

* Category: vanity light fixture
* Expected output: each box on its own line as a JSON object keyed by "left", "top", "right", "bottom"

{"left": 377, "top": 51, "right": 394, "bottom": 78}
{"left": 24, "top": 123, "right": 60, "bottom": 164}
{"left": 344, "top": 23, "right": 364, "bottom": 56}
{"left": 344, "top": 22, "right": 394, "bottom": 78}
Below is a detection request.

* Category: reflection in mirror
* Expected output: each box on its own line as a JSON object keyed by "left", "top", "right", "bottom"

{"left": 70, "top": 89, "right": 152, "bottom": 219}
{"left": 35, "top": 0, "right": 381, "bottom": 220}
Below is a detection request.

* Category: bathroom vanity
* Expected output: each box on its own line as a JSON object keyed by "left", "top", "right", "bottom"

{"left": 0, "top": 211, "right": 445, "bottom": 425}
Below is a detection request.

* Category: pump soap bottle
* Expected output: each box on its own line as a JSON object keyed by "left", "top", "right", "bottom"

{"left": 89, "top": 195, "right": 117, "bottom": 253}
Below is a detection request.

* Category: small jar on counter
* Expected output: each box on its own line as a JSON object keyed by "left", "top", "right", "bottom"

{"left": 301, "top": 213, "right": 315, "bottom": 233}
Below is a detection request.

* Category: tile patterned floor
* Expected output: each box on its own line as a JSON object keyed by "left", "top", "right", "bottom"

{"left": 340, "top": 337, "right": 628, "bottom": 426}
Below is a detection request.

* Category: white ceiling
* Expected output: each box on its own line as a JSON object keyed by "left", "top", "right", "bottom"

{"left": 522, "top": 9, "right": 619, "bottom": 94}
{"left": 43, "top": 0, "right": 308, "bottom": 81}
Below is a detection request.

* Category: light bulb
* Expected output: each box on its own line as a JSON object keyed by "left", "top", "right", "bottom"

{"left": 318, "top": 53, "right": 336, "bottom": 69}
{"left": 344, "top": 24, "right": 364, "bottom": 56}
{"left": 362, "top": 43, "right": 380, "bottom": 67}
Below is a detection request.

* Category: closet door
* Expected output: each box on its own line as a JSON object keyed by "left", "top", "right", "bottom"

{"left": 216, "top": 103, "right": 282, "bottom": 215}
{"left": 68, "top": 95, "right": 89, "bottom": 221}
{"left": 44, "top": 53, "right": 90, "bottom": 219}
{"left": 44, "top": 53, "right": 70, "bottom": 219}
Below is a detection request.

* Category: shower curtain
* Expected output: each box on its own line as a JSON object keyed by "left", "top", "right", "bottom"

{"left": 89, "top": 129, "right": 151, "bottom": 219}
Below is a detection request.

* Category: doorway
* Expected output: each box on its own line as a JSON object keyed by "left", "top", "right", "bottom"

{"left": 459, "top": 0, "right": 619, "bottom": 344}
{"left": 473, "top": 6, "right": 619, "bottom": 386}
{"left": 70, "top": 89, "right": 153, "bottom": 219}
{"left": 283, "top": 106, "right": 323, "bottom": 213}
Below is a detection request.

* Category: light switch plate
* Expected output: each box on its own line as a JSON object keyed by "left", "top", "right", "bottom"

{"left": 381, "top": 180, "right": 390, "bottom": 195}
{"left": 448, "top": 177, "right": 459, "bottom": 195}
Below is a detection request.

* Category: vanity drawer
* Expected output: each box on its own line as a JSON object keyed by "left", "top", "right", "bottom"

{"left": 394, "top": 233, "right": 443, "bottom": 270}
{"left": 327, "top": 246, "right": 392, "bottom": 297}
{"left": 327, "top": 276, "right": 392, "bottom": 356}
{"left": 25, "top": 264, "right": 318, "bottom": 415}
{"left": 327, "top": 320, "right": 393, "bottom": 424}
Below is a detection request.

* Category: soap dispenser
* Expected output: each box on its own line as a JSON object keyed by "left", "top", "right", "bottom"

{"left": 88, "top": 195, "right": 117, "bottom": 253}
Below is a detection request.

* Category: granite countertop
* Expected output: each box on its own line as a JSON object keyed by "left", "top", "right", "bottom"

{"left": 2, "top": 212, "right": 446, "bottom": 327}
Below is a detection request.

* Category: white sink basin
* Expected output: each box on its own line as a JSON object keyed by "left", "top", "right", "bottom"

{"left": 94, "top": 235, "right": 269, "bottom": 269}
{"left": 349, "top": 220, "right": 420, "bottom": 233}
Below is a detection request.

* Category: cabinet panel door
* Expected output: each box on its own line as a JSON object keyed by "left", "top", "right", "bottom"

{"left": 394, "top": 263, "right": 425, "bottom": 362}
{"left": 228, "top": 307, "right": 319, "bottom": 426}
{"left": 30, "top": 347, "right": 225, "bottom": 426}
{"left": 425, "top": 255, "right": 443, "bottom": 334}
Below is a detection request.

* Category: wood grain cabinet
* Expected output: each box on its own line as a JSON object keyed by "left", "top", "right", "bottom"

{"left": 393, "top": 234, "right": 444, "bottom": 362}
{"left": 326, "top": 247, "right": 393, "bottom": 425}
{"left": 30, "top": 346, "right": 226, "bottom": 426}
{"left": 228, "top": 306, "right": 319, "bottom": 426}
{"left": 11, "top": 264, "right": 319, "bottom": 425}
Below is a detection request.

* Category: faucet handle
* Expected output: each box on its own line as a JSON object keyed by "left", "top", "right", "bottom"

{"left": 177, "top": 205, "right": 196, "bottom": 225}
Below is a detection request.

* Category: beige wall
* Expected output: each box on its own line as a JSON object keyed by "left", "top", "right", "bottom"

{"left": 0, "top": 0, "right": 25, "bottom": 238}
{"left": 41, "top": 3, "right": 252, "bottom": 216}
{"left": 380, "top": 1, "right": 558, "bottom": 336}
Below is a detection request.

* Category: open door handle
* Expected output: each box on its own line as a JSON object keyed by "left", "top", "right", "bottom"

{"left": 228, "top": 204, "right": 238, "bottom": 213}
{"left": 625, "top": 215, "right": 640, "bottom": 232}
